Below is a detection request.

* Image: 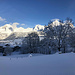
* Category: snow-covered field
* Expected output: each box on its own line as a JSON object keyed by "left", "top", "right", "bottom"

{"left": 0, "top": 53, "right": 75, "bottom": 75}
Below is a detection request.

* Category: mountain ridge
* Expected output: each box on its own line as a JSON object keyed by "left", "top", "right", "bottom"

{"left": 0, "top": 19, "right": 74, "bottom": 40}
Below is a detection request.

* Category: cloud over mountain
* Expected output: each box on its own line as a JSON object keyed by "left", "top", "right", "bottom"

{"left": 0, "top": 17, "right": 6, "bottom": 22}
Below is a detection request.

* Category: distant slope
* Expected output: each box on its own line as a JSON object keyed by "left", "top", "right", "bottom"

{"left": 5, "top": 32, "right": 27, "bottom": 40}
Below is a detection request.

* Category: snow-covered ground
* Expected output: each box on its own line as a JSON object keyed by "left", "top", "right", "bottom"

{"left": 0, "top": 53, "right": 75, "bottom": 75}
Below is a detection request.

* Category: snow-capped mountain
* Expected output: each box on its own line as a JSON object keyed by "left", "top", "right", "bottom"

{"left": 0, "top": 24, "right": 14, "bottom": 34}
{"left": 51, "top": 19, "right": 60, "bottom": 26}
{"left": 33, "top": 24, "right": 45, "bottom": 31}
{"left": 0, "top": 19, "right": 74, "bottom": 40}
{"left": 0, "top": 24, "right": 45, "bottom": 40}
{"left": 14, "top": 27, "right": 33, "bottom": 32}
{"left": 48, "top": 19, "right": 74, "bottom": 28}
{"left": 0, "top": 24, "right": 44, "bottom": 33}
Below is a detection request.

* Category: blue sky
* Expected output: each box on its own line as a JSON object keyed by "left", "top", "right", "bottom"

{"left": 0, "top": 0, "right": 75, "bottom": 28}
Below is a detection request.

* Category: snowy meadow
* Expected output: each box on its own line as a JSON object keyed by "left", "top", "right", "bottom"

{"left": 0, "top": 53, "right": 75, "bottom": 75}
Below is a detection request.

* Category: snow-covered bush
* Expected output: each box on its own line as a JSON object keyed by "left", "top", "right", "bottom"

{"left": 3, "top": 45, "right": 13, "bottom": 55}
{"left": 13, "top": 46, "right": 21, "bottom": 52}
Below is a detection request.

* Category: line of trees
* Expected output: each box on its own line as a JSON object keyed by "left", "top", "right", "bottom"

{"left": 21, "top": 18, "right": 75, "bottom": 54}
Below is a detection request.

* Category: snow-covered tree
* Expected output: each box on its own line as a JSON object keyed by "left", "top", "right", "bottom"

{"left": 43, "top": 22, "right": 58, "bottom": 53}
{"left": 61, "top": 18, "right": 74, "bottom": 52}
{"left": 69, "top": 32, "right": 75, "bottom": 52}
{"left": 21, "top": 32, "right": 39, "bottom": 53}
{"left": 44, "top": 18, "right": 74, "bottom": 53}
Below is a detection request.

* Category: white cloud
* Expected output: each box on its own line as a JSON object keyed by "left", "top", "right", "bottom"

{"left": 51, "top": 19, "right": 60, "bottom": 21}
{"left": 21, "top": 24, "right": 25, "bottom": 25}
{"left": 0, "top": 17, "right": 6, "bottom": 21}
{"left": 12, "top": 22, "right": 19, "bottom": 25}
{"left": 12, "top": 22, "right": 19, "bottom": 29}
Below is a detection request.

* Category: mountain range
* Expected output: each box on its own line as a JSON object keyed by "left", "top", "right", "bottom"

{"left": 0, "top": 19, "right": 74, "bottom": 40}
{"left": 0, "top": 24, "right": 45, "bottom": 40}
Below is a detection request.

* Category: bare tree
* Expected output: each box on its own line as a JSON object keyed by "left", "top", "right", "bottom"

{"left": 54, "top": 18, "right": 73, "bottom": 53}
{"left": 69, "top": 32, "right": 75, "bottom": 52}
{"left": 21, "top": 32, "right": 39, "bottom": 53}
{"left": 44, "top": 18, "right": 74, "bottom": 53}
{"left": 44, "top": 22, "right": 57, "bottom": 53}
